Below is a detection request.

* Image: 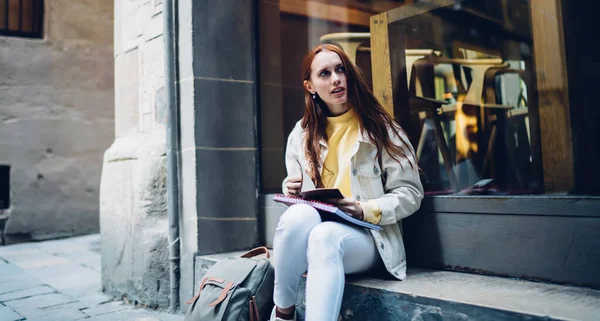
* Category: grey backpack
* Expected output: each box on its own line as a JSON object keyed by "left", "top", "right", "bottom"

{"left": 184, "top": 247, "right": 274, "bottom": 321}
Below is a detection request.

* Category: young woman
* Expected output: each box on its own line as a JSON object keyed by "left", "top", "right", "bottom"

{"left": 270, "top": 44, "right": 424, "bottom": 321}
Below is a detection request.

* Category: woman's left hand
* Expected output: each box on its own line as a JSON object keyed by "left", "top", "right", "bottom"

{"left": 327, "top": 198, "right": 364, "bottom": 221}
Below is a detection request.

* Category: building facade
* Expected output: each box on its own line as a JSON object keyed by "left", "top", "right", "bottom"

{"left": 101, "top": 0, "right": 600, "bottom": 313}
{"left": 0, "top": 0, "right": 114, "bottom": 244}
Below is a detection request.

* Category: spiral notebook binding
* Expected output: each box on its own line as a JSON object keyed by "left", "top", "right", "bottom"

{"left": 272, "top": 194, "right": 382, "bottom": 231}
{"left": 272, "top": 194, "right": 337, "bottom": 212}
{"left": 273, "top": 194, "right": 337, "bottom": 212}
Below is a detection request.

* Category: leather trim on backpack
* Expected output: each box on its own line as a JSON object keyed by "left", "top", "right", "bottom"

{"left": 249, "top": 296, "right": 259, "bottom": 321}
{"left": 207, "top": 277, "right": 224, "bottom": 284}
{"left": 185, "top": 277, "right": 208, "bottom": 304}
{"left": 241, "top": 246, "right": 271, "bottom": 259}
{"left": 185, "top": 276, "right": 227, "bottom": 305}
{"left": 207, "top": 281, "right": 234, "bottom": 307}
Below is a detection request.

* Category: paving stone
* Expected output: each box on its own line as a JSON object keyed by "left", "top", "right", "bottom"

{"left": 24, "top": 309, "right": 89, "bottom": 321}
{"left": 25, "top": 262, "right": 91, "bottom": 282}
{"left": 1, "top": 235, "right": 183, "bottom": 321}
{"left": 0, "top": 305, "right": 24, "bottom": 321}
{"left": 13, "top": 300, "right": 91, "bottom": 318}
{"left": 12, "top": 256, "right": 70, "bottom": 270}
{"left": 47, "top": 300, "right": 90, "bottom": 310}
{"left": 78, "top": 255, "right": 102, "bottom": 272}
{"left": 38, "top": 240, "right": 95, "bottom": 256}
{"left": 0, "top": 286, "right": 55, "bottom": 302}
{"left": 10, "top": 302, "right": 88, "bottom": 321}
{"left": 80, "top": 301, "right": 132, "bottom": 317}
{"left": 84, "top": 308, "right": 183, "bottom": 321}
{"left": 130, "top": 316, "right": 184, "bottom": 321}
{"left": 17, "top": 301, "right": 90, "bottom": 321}
{"left": 61, "top": 282, "right": 102, "bottom": 297}
{"left": 0, "top": 263, "right": 25, "bottom": 278}
{"left": 0, "top": 249, "right": 46, "bottom": 262}
{"left": 18, "top": 310, "right": 87, "bottom": 321}
{"left": 0, "top": 277, "right": 45, "bottom": 295}
{"left": 57, "top": 252, "right": 102, "bottom": 272}
{"left": 141, "top": 312, "right": 185, "bottom": 321}
{"left": 0, "top": 244, "right": 41, "bottom": 256}
{"left": 68, "top": 290, "right": 113, "bottom": 307}
{"left": 43, "top": 270, "right": 101, "bottom": 292}
{"left": 39, "top": 234, "right": 100, "bottom": 252}
{"left": 4, "top": 293, "right": 76, "bottom": 311}
{"left": 1, "top": 251, "right": 70, "bottom": 270}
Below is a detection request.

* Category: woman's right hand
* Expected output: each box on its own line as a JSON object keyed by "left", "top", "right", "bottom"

{"left": 285, "top": 176, "right": 302, "bottom": 196}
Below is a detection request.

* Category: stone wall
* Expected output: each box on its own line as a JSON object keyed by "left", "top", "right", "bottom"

{"left": 102, "top": 0, "right": 262, "bottom": 310}
{"left": 100, "top": 0, "right": 171, "bottom": 308}
{"left": 0, "top": 1, "right": 114, "bottom": 243}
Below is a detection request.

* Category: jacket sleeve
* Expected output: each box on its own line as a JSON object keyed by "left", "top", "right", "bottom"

{"left": 281, "top": 126, "right": 302, "bottom": 195}
{"left": 373, "top": 130, "right": 424, "bottom": 225}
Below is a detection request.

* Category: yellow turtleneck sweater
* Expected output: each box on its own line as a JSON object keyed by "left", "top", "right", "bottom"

{"left": 322, "top": 109, "right": 382, "bottom": 224}
{"left": 322, "top": 109, "right": 359, "bottom": 197}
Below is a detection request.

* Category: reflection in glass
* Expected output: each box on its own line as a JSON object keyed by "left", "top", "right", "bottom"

{"left": 259, "top": 0, "right": 556, "bottom": 196}
{"left": 390, "top": 2, "right": 541, "bottom": 196}
{"left": 412, "top": 54, "right": 534, "bottom": 195}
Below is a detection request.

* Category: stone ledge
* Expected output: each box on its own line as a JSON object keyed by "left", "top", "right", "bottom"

{"left": 195, "top": 251, "right": 600, "bottom": 321}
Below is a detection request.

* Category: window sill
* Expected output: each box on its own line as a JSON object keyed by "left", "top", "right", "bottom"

{"left": 421, "top": 194, "right": 600, "bottom": 217}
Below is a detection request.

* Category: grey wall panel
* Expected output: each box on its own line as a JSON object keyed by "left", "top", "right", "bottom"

{"left": 404, "top": 210, "right": 600, "bottom": 288}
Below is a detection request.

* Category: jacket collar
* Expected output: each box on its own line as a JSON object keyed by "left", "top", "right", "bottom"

{"left": 317, "top": 128, "right": 376, "bottom": 148}
{"left": 319, "top": 137, "right": 327, "bottom": 148}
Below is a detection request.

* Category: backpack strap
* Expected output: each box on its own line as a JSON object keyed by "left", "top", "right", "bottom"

{"left": 185, "top": 277, "right": 208, "bottom": 304}
{"left": 207, "top": 281, "right": 234, "bottom": 307}
{"left": 241, "top": 246, "right": 271, "bottom": 259}
{"left": 184, "top": 277, "right": 226, "bottom": 305}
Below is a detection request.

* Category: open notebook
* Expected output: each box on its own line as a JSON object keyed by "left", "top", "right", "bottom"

{"left": 273, "top": 161, "right": 382, "bottom": 231}
{"left": 272, "top": 194, "right": 382, "bottom": 231}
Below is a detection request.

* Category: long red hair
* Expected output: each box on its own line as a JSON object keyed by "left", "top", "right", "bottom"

{"left": 301, "top": 44, "right": 414, "bottom": 187}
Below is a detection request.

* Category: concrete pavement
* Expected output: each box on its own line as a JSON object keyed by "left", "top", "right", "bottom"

{"left": 0, "top": 234, "right": 184, "bottom": 321}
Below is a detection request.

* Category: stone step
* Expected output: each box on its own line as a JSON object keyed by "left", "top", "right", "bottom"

{"left": 194, "top": 251, "right": 600, "bottom": 321}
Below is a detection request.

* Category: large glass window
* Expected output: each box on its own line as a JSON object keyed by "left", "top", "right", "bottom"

{"left": 259, "top": 0, "right": 594, "bottom": 196}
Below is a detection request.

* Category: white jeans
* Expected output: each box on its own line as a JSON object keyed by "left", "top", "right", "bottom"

{"left": 272, "top": 204, "right": 380, "bottom": 321}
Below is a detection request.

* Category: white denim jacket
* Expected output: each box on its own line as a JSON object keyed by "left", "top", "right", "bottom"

{"left": 282, "top": 121, "right": 424, "bottom": 280}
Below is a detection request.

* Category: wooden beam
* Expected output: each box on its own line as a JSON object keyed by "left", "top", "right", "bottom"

{"left": 386, "top": 0, "right": 457, "bottom": 24}
{"left": 280, "top": 0, "right": 371, "bottom": 27}
{"left": 370, "top": 12, "right": 393, "bottom": 116}
{"left": 530, "top": 0, "right": 574, "bottom": 192}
